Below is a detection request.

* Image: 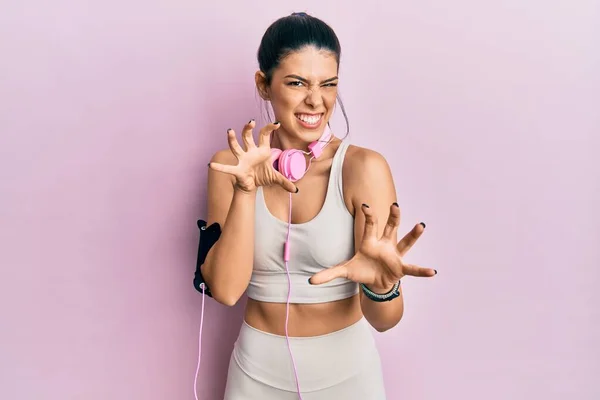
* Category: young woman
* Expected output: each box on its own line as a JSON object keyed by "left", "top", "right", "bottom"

{"left": 196, "top": 12, "right": 436, "bottom": 400}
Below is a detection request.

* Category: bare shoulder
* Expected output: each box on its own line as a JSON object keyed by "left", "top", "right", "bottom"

{"left": 343, "top": 144, "right": 394, "bottom": 183}
{"left": 207, "top": 147, "right": 237, "bottom": 192}
{"left": 210, "top": 147, "right": 238, "bottom": 166}
{"left": 205, "top": 148, "right": 237, "bottom": 225}
{"left": 342, "top": 144, "right": 396, "bottom": 211}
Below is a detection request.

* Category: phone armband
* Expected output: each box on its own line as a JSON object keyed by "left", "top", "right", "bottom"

{"left": 193, "top": 219, "right": 222, "bottom": 297}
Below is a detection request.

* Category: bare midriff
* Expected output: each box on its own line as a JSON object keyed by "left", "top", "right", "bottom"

{"left": 244, "top": 294, "right": 363, "bottom": 337}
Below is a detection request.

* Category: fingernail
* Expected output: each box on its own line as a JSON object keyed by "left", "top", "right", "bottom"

{"left": 308, "top": 278, "right": 312, "bottom": 284}
{"left": 295, "top": 187, "right": 299, "bottom": 193}
{"left": 249, "top": 119, "right": 254, "bottom": 124}
{"left": 274, "top": 121, "right": 280, "bottom": 125}
{"left": 434, "top": 269, "right": 438, "bottom": 275}
{"left": 207, "top": 163, "right": 211, "bottom": 167}
{"left": 393, "top": 202, "right": 399, "bottom": 207}
{"left": 420, "top": 222, "right": 426, "bottom": 228}
{"left": 362, "top": 203, "right": 369, "bottom": 208}
{"left": 227, "top": 128, "right": 232, "bottom": 132}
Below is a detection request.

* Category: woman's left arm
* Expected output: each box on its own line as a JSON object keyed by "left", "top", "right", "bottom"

{"left": 347, "top": 149, "right": 405, "bottom": 332}
{"left": 309, "top": 147, "right": 436, "bottom": 332}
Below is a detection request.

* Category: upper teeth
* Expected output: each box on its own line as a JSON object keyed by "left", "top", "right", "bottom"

{"left": 297, "top": 114, "right": 321, "bottom": 124}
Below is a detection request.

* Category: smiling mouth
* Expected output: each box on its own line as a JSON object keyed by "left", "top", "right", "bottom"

{"left": 295, "top": 113, "right": 323, "bottom": 126}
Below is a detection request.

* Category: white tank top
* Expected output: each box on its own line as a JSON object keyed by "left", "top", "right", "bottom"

{"left": 247, "top": 139, "right": 358, "bottom": 304}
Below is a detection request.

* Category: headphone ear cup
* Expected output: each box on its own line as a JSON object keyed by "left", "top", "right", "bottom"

{"left": 279, "top": 149, "right": 307, "bottom": 182}
{"left": 270, "top": 148, "right": 282, "bottom": 171}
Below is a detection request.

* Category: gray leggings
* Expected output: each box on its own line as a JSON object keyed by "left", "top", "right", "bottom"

{"left": 223, "top": 317, "right": 387, "bottom": 400}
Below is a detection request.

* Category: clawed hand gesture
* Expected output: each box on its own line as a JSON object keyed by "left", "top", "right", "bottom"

{"left": 208, "top": 120, "right": 298, "bottom": 193}
{"left": 309, "top": 203, "right": 436, "bottom": 292}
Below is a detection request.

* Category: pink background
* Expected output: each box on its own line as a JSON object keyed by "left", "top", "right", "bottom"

{"left": 1, "top": 1, "right": 598, "bottom": 399}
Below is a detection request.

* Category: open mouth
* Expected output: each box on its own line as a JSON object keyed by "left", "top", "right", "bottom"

{"left": 295, "top": 113, "right": 324, "bottom": 128}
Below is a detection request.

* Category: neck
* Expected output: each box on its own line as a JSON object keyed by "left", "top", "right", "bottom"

{"left": 271, "top": 129, "right": 311, "bottom": 152}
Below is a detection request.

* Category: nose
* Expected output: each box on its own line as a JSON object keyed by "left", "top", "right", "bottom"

{"left": 304, "top": 87, "right": 323, "bottom": 108}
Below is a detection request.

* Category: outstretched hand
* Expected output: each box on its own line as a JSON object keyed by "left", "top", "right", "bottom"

{"left": 308, "top": 203, "right": 436, "bottom": 292}
{"left": 208, "top": 120, "right": 298, "bottom": 194}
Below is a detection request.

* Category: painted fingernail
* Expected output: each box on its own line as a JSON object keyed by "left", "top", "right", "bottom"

{"left": 274, "top": 121, "right": 280, "bottom": 125}
{"left": 207, "top": 163, "right": 211, "bottom": 167}
{"left": 248, "top": 119, "right": 254, "bottom": 124}
{"left": 420, "top": 222, "right": 426, "bottom": 228}
{"left": 308, "top": 278, "right": 312, "bottom": 284}
{"left": 295, "top": 187, "right": 299, "bottom": 193}
{"left": 362, "top": 203, "right": 369, "bottom": 208}
{"left": 227, "top": 128, "right": 232, "bottom": 133}
{"left": 393, "top": 202, "right": 399, "bottom": 207}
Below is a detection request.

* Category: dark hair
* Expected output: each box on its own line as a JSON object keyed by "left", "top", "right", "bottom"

{"left": 257, "top": 12, "right": 349, "bottom": 137}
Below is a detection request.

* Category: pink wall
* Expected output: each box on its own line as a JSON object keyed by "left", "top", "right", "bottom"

{"left": 1, "top": 1, "right": 598, "bottom": 399}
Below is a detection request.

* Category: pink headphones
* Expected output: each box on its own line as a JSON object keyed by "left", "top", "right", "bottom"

{"left": 270, "top": 125, "right": 333, "bottom": 181}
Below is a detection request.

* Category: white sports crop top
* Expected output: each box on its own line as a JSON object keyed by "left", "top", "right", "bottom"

{"left": 247, "top": 139, "right": 358, "bottom": 304}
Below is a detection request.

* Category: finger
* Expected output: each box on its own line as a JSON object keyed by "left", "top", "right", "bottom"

{"left": 274, "top": 170, "right": 299, "bottom": 194}
{"left": 241, "top": 120, "right": 256, "bottom": 150}
{"left": 382, "top": 202, "right": 400, "bottom": 241}
{"left": 361, "top": 204, "right": 378, "bottom": 240}
{"left": 258, "top": 121, "right": 281, "bottom": 148}
{"left": 207, "top": 161, "right": 238, "bottom": 176}
{"left": 401, "top": 263, "right": 437, "bottom": 278}
{"left": 308, "top": 262, "right": 350, "bottom": 285}
{"left": 226, "top": 129, "right": 244, "bottom": 158}
{"left": 397, "top": 222, "right": 425, "bottom": 256}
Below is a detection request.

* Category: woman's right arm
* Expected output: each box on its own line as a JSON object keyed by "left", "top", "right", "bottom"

{"left": 199, "top": 121, "right": 297, "bottom": 306}
{"left": 201, "top": 149, "right": 257, "bottom": 306}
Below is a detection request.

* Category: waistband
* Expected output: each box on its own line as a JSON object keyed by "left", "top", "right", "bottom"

{"left": 231, "top": 317, "right": 380, "bottom": 392}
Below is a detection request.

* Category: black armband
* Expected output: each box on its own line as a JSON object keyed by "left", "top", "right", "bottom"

{"left": 193, "top": 219, "right": 222, "bottom": 297}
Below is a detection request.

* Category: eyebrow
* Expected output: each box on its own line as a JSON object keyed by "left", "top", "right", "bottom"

{"left": 284, "top": 74, "right": 339, "bottom": 84}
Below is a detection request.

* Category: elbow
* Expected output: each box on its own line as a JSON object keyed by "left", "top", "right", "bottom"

{"left": 197, "top": 266, "right": 239, "bottom": 307}
{"left": 374, "top": 323, "right": 396, "bottom": 333}
{"left": 210, "top": 287, "right": 243, "bottom": 307}
{"left": 214, "top": 294, "right": 240, "bottom": 307}
{"left": 372, "top": 313, "right": 404, "bottom": 333}
{"left": 373, "top": 322, "right": 394, "bottom": 333}
{"left": 197, "top": 263, "right": 250, "bottom": 307}
{"left": 374, "top": 322, "right": 399, "bottom": 333}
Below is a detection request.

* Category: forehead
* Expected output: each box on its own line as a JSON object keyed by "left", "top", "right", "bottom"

{"left": 274, "top": 46, "right": 338, "bottom": 80}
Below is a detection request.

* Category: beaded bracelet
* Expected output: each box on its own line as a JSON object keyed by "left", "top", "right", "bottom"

{"left": 360, "top": 281, "right": 401, "bottom": 302}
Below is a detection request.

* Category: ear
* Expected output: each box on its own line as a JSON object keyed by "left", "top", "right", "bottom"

{"left": 255, "top": 70, "right": 270, "bottom": 100}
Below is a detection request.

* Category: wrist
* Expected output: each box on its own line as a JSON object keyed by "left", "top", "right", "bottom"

{"left": 233, "top": 183, "right": 257, "bottom": 196}
{"left": 364, "top": 282, "right": 396, "bottom": 295}
{"left": 360, "top": 281, "right": 401, "bottom": 302}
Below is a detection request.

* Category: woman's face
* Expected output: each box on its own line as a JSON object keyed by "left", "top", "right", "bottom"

{"left": 257, "top": 45, "right": 339, "bottom": 145}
